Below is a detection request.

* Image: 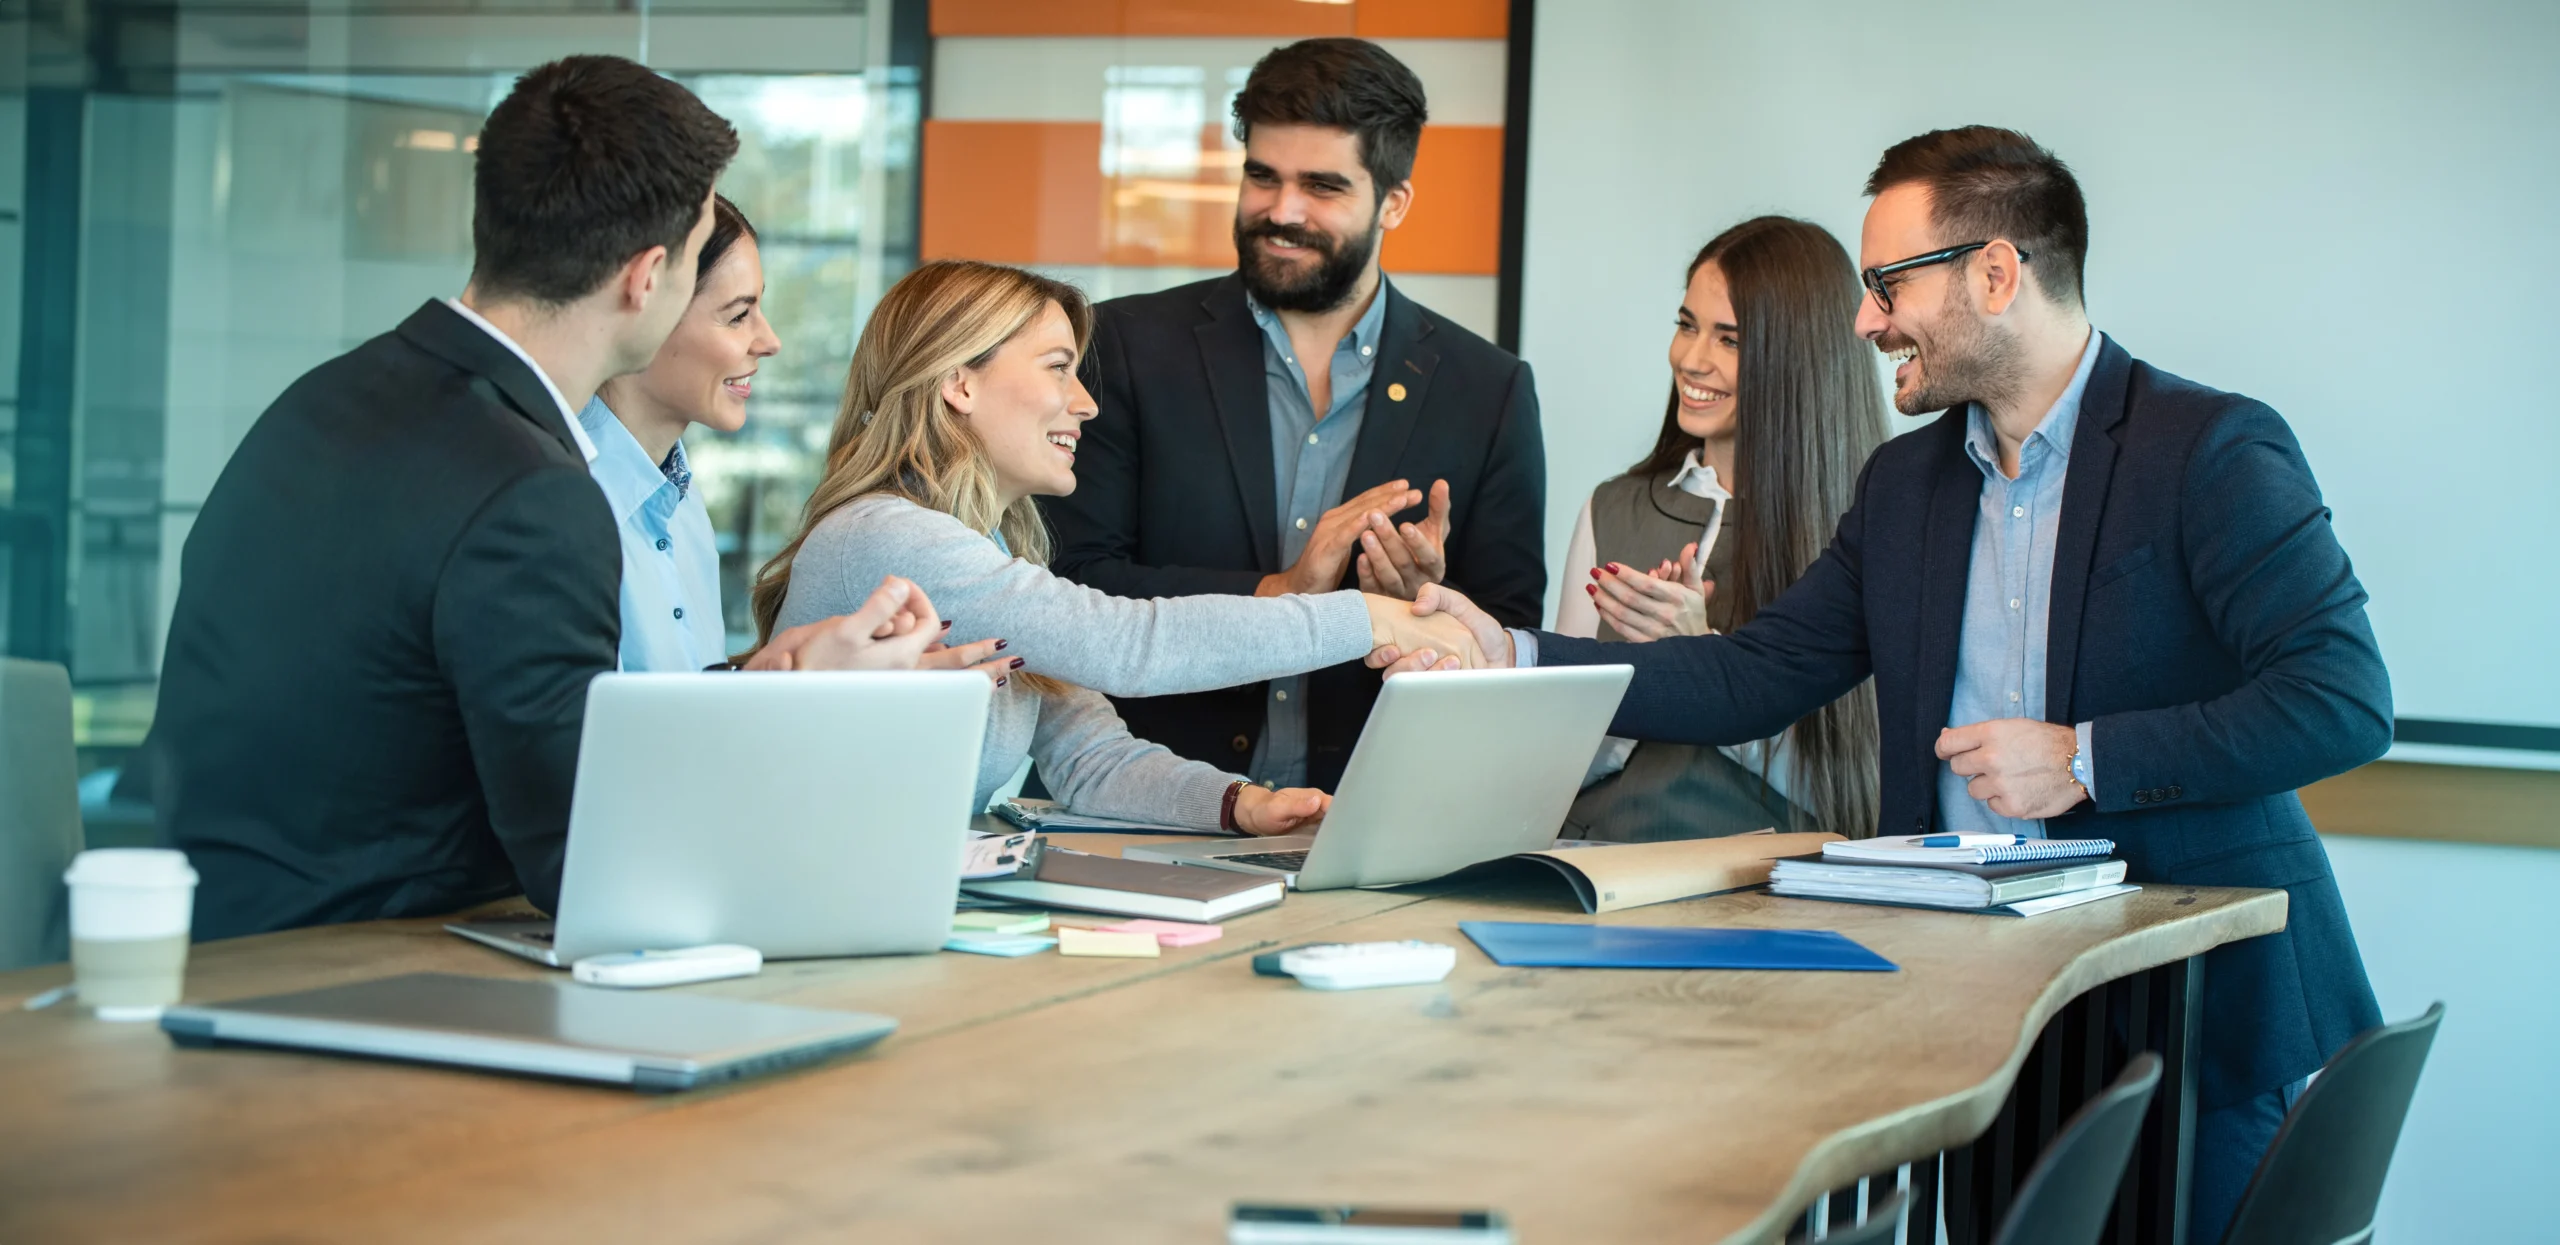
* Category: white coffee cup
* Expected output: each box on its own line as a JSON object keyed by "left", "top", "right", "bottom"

{"left": 64, "top": 848, "right": 198, "bottom": 1021}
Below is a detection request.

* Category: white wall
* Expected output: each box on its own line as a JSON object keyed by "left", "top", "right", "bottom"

{"left": 2324, "top": 835, "right": 2556, "bottom": 1239}
{"left": 1518, "top": 0, "right": 2560, "bottom": 731}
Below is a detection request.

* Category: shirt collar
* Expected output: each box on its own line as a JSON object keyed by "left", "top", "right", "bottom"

{"left": 1965, "top": 329, "right": 2105, "bottom": 479}
{"left": 1666, "top": 448, "right": 1733, "bottom": 501}
{"left": 576, "top": 397, "right": 685, "bottom": 521}
{"left": 1244, "top": 275, "right": 1391, "bottom": 363}
{"left": 445, "top": 297, "right": 599, "bottom": 463}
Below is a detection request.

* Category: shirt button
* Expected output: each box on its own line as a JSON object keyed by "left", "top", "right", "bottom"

{"left": 1360, "top": 345, "right": 1372, "bottom": 357}
{"left": 2010, "top": 598, "right": 2022, "bottom": 610}
{"left": 672, "top": 607, "right": 685, "bottom": 620}
{"left": 2012, "top": 506, "right": 2025, "bottom": 518}
{"left": 2009, "top": 692, "right": 2020, "bottom": 702}
{"left": 1275, "top": 689, "right": 1289, "bottom": 702}
{"left": 1294, "top": 517, "right": 1308, "bottom": 530}
{"left": 655, "top": 537, "right": 670, "bottom": 551}
{"left": 1307, "top": 433, "right": 1319, "bottom": 445}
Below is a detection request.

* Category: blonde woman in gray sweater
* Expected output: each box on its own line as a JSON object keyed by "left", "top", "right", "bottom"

{"left": 753, "top": 260, "right": 1480, "bottom": 835}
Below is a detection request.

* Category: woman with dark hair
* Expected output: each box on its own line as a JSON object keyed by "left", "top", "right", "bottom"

{"left": 1557, "top": 216, "right": 1886, "bottom": 840}
{"left": 579, "top": 194, "right": 778, "bottom": 671}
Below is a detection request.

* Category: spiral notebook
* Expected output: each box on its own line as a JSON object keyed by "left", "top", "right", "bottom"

{"left": 1819, "top": 834, "right": 2115, "bottom": 867}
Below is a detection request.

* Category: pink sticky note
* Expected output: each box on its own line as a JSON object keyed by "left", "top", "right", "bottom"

{"left": 1095, "top": 918, "right": 1223, "bottom": 947}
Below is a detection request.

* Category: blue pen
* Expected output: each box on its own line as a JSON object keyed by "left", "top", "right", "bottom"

{"left": 1914, "top": 833, "right": 2027, "bottom": 848}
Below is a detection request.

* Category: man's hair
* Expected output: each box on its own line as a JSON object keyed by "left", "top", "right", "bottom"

{"left": 1231, "top": 38, "right": 1429, "bottom": 199}
{"left": 470, "top": 56, "right": 740, "bottom": 305}
{"left": 1864, "top": 126, "right": 2087, "bottom": 308}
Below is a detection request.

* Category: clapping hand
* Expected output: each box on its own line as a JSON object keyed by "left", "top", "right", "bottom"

{"left": 1256, "top": 479, "right": 1426, "bottom": 598}
{"left": 745, "top": 576, "right": 1013, "bottom": 682}
{"left": 1587, "top": 544, "right": 1714, "bottom": 642}
{"left": 1354, "top": 478, "right": 1453, "bottom": 601}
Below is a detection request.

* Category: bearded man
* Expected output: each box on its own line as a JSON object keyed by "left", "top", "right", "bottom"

{"left": 1041, "top": 37, "right": 1547, "bottom": 793}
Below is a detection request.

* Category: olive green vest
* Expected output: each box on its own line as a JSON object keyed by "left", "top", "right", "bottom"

{"left": 1564, "top": 470, "right": 1798, "bottom": 842}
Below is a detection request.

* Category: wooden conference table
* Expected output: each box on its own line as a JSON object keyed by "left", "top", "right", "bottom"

{"left": 0, "top": 835, "right": 2285, "bottom": 1244}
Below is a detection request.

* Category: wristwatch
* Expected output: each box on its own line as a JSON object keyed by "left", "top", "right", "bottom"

{"left": 2066, "top": 740, "right": 2094, "bottom": 803}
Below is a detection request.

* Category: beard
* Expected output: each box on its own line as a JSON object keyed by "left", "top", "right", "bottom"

{"left": 1889, "top": 280, "right": 2027, "bottom": 416}
{"left": 1234, "top": 213, "right": 1380, "bottom": 313}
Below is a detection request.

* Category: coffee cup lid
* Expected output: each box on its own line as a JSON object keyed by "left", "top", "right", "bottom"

{"left": 64, "top": 848, "right": 198, "bottom": 888}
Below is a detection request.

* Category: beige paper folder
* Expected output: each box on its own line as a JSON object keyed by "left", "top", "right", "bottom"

{"left": 1508, "top": 831, "right": 1843, "bottom": 914}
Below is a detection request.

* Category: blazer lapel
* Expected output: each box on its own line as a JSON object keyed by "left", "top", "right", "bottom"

{"left": 1345, "top": 281, "right": 1439, "bottom": 502}
{"left": 396, "top": 299, "right": 583, "bottom": 460}
{"left": 1194, "top": 278, "right": 1282, "bottom": 572}
{"left": 1913, "top": 412, "right": 1980, "bottom": 807}
{"left": 2043, "top": 336, "right": 2132, "bottom": 725}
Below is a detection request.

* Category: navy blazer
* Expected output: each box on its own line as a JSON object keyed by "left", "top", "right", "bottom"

{"left": 1537, "top": 337, "right": 2388, "bottom": 1108}
{"left": 151, "top": 301, "right": 621, "bottom": 938}
{"left": 1044, "top": 275, "right": 1547, "bottom": 791}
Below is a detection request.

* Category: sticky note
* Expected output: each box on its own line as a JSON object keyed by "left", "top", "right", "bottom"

{"left": 1095, "top": 919, "right": 1222, "bottom": 947}
{"left": 953, "top": 911, "right": 1049, "bottom": 935}
{"left": 943, "top": 932, "right": 1058, "bottom": 957}
{"left": 1056, "top": 928, "right": 1161, "bottom": 958}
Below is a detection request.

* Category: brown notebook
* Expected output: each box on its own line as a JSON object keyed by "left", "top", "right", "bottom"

{"left": 961, "top": 849, "right": 1285, "bottom": 922}
{"left": 1502, "top": 831, "right": 1844, "bottom": 914}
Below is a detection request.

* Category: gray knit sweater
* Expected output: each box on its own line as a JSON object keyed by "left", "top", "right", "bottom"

{"left": 774, "top": 495, "right": 1376, "bottom": 827}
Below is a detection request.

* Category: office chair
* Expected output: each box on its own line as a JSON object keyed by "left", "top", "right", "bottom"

{"left": 1990, "top": 1052, "right": 2162, "bottom": 1245}
{"left": 2218, "top": 1003, "right": 2446, "bottom": 1245}
{"left": 0, "top": 658, "right": 85, "bottom": 969}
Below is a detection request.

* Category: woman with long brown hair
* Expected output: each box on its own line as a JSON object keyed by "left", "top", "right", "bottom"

{"left": 1557, "top": 216, "right": 1886, "bottom": 840}
{"left": 751, "top": 260, "right": 1476, "bottom": 835}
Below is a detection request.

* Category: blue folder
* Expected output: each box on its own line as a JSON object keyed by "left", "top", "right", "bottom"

{"left": 1459, "top": 921, "right": 1897, "bottom": 972}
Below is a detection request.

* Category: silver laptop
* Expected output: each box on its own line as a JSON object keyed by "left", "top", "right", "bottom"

{"left": 449, "top": 671, "right": 989, "bottom": 965}
{"left": 162, "top": 972, "right": 896, "bottom": 1092}
{"left": 1127, "top": 666, "right": 1632, "bottom": 890}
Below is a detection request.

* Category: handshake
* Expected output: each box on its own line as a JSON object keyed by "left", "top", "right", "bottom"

{"left": 1360, "top": 585, "right": 1516, "bottom": 674}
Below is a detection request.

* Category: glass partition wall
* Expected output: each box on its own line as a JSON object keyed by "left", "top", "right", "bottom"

{"left": 0, "top": 1, "right": 920, "bottom": 789}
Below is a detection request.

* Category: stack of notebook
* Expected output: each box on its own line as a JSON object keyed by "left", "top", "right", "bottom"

{"left": 1769, "top": 834, "right": 2137, "bottom": 917}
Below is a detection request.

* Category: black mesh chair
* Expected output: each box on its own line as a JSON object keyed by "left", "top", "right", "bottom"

{"left": 1989, "top": 1052, "right": 2163, "bottom": 1245}
{"left": 2219, "top": 1002, "right": 2445, "bottom": 1245}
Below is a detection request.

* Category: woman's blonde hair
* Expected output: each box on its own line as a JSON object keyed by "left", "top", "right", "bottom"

{"left": 750, "top": 259, "right": 1093, "bottom": 648}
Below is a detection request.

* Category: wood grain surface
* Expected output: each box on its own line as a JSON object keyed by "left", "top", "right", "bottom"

{"left": 0, "top": 855, "right": 2283, "bottom": 1245}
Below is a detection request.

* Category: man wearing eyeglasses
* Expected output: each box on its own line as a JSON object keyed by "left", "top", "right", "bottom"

{"left": 1379, "top": 126, "right": 2389, "bottom": 1240}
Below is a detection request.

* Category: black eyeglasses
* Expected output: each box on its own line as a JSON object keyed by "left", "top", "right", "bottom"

{"left": 1861, "top": 241, "right": 2030, "bottom": 313}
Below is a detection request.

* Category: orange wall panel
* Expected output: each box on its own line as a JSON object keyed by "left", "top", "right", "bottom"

{"left": 1381, "top": 124, "right": 1502, "bottom": 276}
{"left": 920, "top": 120, "right": 1106, "bottom": 266}
{"left": 1354, "top": 0, "right": 1508, "bottom": 39}
{"left": 921, "top": 121, "right": 1502, "bottom": 277}
{"left": 934, "top": 0, "right": 1358, "bottom": 38}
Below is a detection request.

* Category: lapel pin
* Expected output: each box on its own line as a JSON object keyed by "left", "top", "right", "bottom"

{"left": 1387, "top": 383, "right": 1408, "bottom": 402}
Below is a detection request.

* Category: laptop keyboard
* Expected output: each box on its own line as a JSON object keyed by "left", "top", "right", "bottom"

{"left": 1215, "top": 849, "right": 1309, "bottom": 872}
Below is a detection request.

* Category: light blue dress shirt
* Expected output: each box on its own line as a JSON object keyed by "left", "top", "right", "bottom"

{"left": 1244, "top": 283, "right": 1389, "bottom": 789}
{"left": 1936, "top": 331, "right": 2105, "bottom": 837}
{"left": 577, "top": 398, "right": 726, "bottom": 672}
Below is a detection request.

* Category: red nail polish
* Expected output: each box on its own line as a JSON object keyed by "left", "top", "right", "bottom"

{"left": 1009, "top": 657, "right": 1026, "bottom": 669}
{"left": 994, "top": 639, "right": 1008, "bottom": 651}
{"left": 995, "top": 676, "right": 1008, "bottom": 688}
{"left": 1585, "top": 584, "right": 1598, "bottom": 596}
{"left": 940, "top": 619, "right": 953, "bottom": 630}
{"left": 1588, "top": 567, "right": 1601, "bottom": 579}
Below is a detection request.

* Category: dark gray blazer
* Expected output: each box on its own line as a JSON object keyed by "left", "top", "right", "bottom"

{"left": 150, "top": 300, "right": 621, "bottom": 939}
{"left": 1536, "top": 337, "right": 2390, "bottom": 1108}
{"left": 1043, "top": 274, "right": 1547, "bottom": 791}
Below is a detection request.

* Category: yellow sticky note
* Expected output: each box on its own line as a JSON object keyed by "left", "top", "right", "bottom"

{"left": 1056, "top": 927, "right": 1161, "bottom": 959}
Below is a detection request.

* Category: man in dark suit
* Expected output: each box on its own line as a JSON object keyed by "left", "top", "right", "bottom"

{"left": 152, "top": 57, "right": 989, "bottom": 940}
{"left": 1043, "top": 38, "right": 1545, "bottom": 793}
{"left": 1383, "top": 127, "right": 2388, "bottom": 1241}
